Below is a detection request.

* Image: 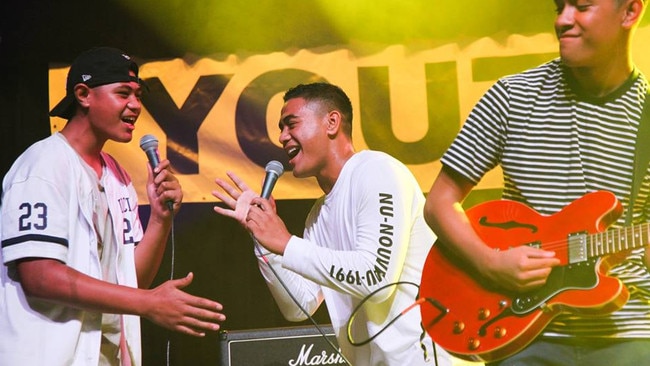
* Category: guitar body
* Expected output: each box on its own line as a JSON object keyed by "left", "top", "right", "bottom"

{"left": 420, "top": 191, "right": 630, "bottom": 362}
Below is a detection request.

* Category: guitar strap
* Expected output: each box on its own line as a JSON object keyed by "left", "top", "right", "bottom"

{"left": 625, "top": 89, "right": 650, "bottom": 225}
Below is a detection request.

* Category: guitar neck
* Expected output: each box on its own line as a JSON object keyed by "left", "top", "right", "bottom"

{"left": 587, "top": 223, "right": 650, "bottom": 259}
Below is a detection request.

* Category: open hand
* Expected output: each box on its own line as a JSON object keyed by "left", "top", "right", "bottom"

{"left": 144, "top": 272, "right": 226, "bottom": 337}
{"left": 212, "top": 171, "right": 262, "bottom": 225}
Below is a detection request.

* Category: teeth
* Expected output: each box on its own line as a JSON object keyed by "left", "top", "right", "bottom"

{"left": 287, "top": 146, "right": 300, "bottom": 158}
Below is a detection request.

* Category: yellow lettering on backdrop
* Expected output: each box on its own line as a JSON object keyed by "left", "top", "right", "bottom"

{"left": 48, "top": 27, "right": 650, "bottom": 203}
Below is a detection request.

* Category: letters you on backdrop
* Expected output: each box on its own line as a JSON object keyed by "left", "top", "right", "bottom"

{"left": 47, "top": 31, "right": 614, "bottom": 202}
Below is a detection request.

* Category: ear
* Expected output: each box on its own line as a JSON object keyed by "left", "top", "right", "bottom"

{"left": 73, "top": 83, "right": 91, "bottom": 108}
{"left": 325, "top": 110, "right": 343, "bottom": 138}
{"left": 622, "top": 0, "right": 644, "bottom": 28}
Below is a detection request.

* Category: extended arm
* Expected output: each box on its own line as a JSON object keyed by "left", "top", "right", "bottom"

{"left": 243, "top": 157, "right": 423, "bottom": 301}
{"left": 16, "top": 259, "right": 224, "bottom": 336}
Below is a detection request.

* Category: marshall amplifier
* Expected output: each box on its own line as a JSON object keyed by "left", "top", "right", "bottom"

{"left": 219, "top": 324, "right": 347, "bottom": 366}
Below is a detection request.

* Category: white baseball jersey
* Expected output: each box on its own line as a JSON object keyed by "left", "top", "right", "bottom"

{"left": 0, "top": 132, "right": 143, "bottom": 366}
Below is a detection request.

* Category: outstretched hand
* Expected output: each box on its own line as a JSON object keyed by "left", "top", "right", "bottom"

{"left": 212, "top": 171, "right": 289, "bottom": 254}
{"left": 212, "top": 171, "right": 267, "bottom": 225}
{"left": 144, "top": 272, "right": 226, "bottom": 337}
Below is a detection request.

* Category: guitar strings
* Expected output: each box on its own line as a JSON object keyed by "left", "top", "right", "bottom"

{"left": 497, "top": 224, "right": 650, "bottom": 256}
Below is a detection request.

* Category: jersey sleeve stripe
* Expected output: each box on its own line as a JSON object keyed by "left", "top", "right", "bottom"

{"left": 2, "top": 234, "right": 69, "bottom": 248}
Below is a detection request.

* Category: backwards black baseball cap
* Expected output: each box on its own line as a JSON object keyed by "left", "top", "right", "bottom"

{"left": 49, "top": 47, "right": 142, "bottom": 119}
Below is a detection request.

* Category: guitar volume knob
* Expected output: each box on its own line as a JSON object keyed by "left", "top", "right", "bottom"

{"left": 468, "top": 338, "right": 481, "bottom": 350}
{"left": 478, "top": 308, "right": 491, "bottom": 320}
{"left": 453, "top": 321, "right": 465, "bottom": 334}
{"left": 493, "top": 326, "right": 507, "bottom": 339}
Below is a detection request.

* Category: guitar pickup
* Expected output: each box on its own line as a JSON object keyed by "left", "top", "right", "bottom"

{"left": 567, "top": 232, "right": 588, "bottom": 263}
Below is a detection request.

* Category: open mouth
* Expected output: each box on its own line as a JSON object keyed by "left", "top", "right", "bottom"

{"left": 122, "top": 116, "right": 137, "bottom": 125}
{"left": 286, "top": 146, "right": 300, "bottom": 159}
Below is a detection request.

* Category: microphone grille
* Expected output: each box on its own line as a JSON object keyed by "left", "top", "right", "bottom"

{"left": 139, "top": 134, "right": 158, "bottom": 151}
{"left": 265, "top": 160, "right": 284, "bottom": 176}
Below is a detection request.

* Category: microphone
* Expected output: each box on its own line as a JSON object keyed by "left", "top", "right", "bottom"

{"left": 139, "top": 134, "right": 173, "bottom": 211}
{"left": 261, "top": 160, "right": 284, "bottom": 199}
{"left": 139, "top": 134, "right": 161, "bottom": 170}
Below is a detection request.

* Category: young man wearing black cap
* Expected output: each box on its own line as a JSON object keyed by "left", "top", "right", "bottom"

{"left": 0, "top": 47, "right": 225, "bottom": 366}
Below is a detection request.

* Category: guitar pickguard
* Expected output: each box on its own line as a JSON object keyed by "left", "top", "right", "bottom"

{"left": 511, "top": 260, "right": 598, "bottom": 314}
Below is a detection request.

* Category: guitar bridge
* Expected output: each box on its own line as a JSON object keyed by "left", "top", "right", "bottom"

{"left": 567, "top": 231, "right": 588, "bottom": 263}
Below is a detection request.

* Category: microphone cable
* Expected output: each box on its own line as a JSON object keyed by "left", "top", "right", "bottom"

{"left": 258, "top": 247, "right": 444, "bottom": 366}
{"left": 165, "top": 208, "right": 176, "bottom": 366}
{"left": 138, "top": 134, "right": 178, "bottom": 366}
{"left": 345, "top": 281, "right": 444, "bottom": 366}
{"left": 254, "top": 241, "right": 352, "bottom": 366}
{"left": 250, "top": 162, "right": 351, "bottom": 362}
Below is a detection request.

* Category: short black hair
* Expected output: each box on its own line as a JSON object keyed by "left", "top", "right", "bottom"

{"left": 283, "top": 82, "right": 353, "bottom": 136}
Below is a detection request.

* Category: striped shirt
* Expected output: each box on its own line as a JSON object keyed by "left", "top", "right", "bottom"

{"left": 442, "top": 59, "right": 650, "bottom": 338}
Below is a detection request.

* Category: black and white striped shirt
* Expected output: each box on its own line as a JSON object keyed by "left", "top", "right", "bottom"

{"left": 442, "top": 58, "right": 650, "bottom": 338}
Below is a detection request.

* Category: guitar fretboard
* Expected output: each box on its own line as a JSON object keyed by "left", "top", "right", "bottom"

{"left": 588, "top": 223, "right": 650, "bottom": 257}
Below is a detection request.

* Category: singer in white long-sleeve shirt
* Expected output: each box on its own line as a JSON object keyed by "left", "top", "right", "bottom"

{"left": 213, "top": 82, "right": 452, "bottom": 366}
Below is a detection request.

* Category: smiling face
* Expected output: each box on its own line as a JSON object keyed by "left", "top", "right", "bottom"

{"left": 278, "top": 97, "right": 332, "bottom": 179}
{"left": 82, "top": 71, "right": 142, "bottom": 143}
{"left": 554, "top": 0, "right": 630, "bottom": 68}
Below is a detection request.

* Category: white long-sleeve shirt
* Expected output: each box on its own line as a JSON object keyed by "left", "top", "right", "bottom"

{"left": 258, "top": 150, "right": 452, "bottom": 366}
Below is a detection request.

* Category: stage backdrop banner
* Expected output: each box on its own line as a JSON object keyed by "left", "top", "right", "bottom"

{"left": 48, "top": 26, "right": 650, "bottom": 203}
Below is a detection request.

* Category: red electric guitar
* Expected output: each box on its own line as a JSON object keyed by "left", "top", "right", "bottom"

{"left": 420, "top": 190, "right": 648, "bottom": 362}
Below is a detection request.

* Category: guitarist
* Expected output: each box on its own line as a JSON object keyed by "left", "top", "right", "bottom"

{"left": 424, "top": 0, "right": 649, "bottom": 365}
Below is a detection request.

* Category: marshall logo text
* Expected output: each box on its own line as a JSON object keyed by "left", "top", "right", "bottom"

{"left": 288, "top": 343, "right": 347, "bottom": 366}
